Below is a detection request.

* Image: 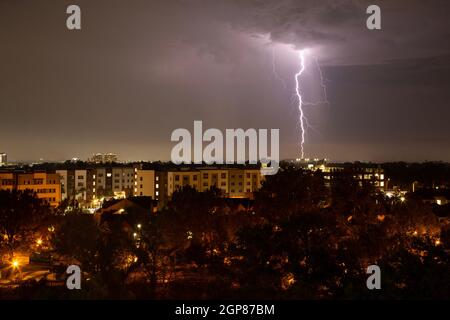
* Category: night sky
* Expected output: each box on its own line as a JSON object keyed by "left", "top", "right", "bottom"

{"left": 1, "top": 0, "right": 450, "bottom": 162}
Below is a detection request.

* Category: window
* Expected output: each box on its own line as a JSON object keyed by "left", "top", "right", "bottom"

{"left": 221, "top": 173, "right": 226, "bottom": 179}
{"left": 247, "top": 189, "right": 251, "bottom": 192}
{"left": 247, "top": 182, "right": 250, "bottom": 185}
{"left": 156, "top": 191, "right": 159, "bottom": 196}
{"left": 203, "top": 182, "right": 208, "bottom": 187}
{"left": 107, "top": 173, "right": 112, "bottom": 177}
{"left": 156, "top": 176, "right": 159, "bottom": 181}
{"left": 203, "top": 173, "right": 208, "bottom": 179}
{"left": 140, "top": 177, "right": 143, "bottom": 181}
{"left": 77, "top": 175, "right": 83, "bottom": 179}
{"left": 77, "top": 182, "right": 84, "bottom": 187}
{"left": 193, "top": 175, "right": 198, "bottom": 181}
{"left": 140, "top": 185, "right": 143, "bottom": 188}
{"left": 114, "top": 179, "right": 120, "bottom": 183}
{"left": 114, "top": 173, "right": 120, "bottom": 177}
{"left": 175, "top": 175, "right": 180, "bottom": 181}
{"left": 221, "top": 182, "right": 226, "bottom": 186}
{"left": 156, "top": 183, "right": 159, "bottom": 188}
{"left": 98, "top": 173, "right": 104, "bottom": 177}
{"left": 239, "top": 182, "right": 242, "bottom": 186}
{"left": 246, "top": 173, "right": 250, "bottom": 178}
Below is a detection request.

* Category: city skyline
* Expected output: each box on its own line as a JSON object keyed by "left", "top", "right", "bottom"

{"left": 1, "top": 1, "right": 450, "bottom": 162}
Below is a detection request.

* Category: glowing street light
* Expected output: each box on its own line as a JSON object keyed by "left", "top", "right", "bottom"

{"left": 11, "top": 260, "right": 19, "bottom": 269}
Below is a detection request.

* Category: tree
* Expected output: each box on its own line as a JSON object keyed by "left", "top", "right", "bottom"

{"left": 0, "top": 190, "right": 51, "bottom": 258}
{"left": 53, "top": 212, "right": 135, "bottom": 298}
{"left": 166, "top": 186, "right": 227, "bottom": 257}
{"left": 254, "top": 167, "right": 327, "bottom": 222}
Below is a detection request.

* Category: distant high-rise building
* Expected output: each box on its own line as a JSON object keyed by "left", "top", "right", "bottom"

{"left": 104, "top": 153, "right": 119, "bottom": 163}
{"left": 0, "top": 153, "right": 7, "bottom": 166}
{"left": 88, "top": 153, "right": 118, "bottom": 163}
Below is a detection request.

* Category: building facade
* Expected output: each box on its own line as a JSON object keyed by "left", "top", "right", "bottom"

{"left": 0, "top": 171, "right": 62, "bottom": 207}
{"left": 0, "top": 153, "right": 7, "bottom": 166}
{"left": 166, "top": 167, "right": 264, "bottom": 199}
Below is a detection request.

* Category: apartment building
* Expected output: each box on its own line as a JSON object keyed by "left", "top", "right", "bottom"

{"left": 53, "top": 164, "right": 264, "bottom": 208}
{"left": 88, "top": 153, "right": 119, "bottom": 163}
{"left": 57, "top": 166, "right": 138, "bottom": 205}
{"left": 0, "top": 171, "right": 61, "bottom": 207}
{"left": 166, "top": 167, "right": 264, "bottom": 199}
{"left": 291, "top": 159, "right": 387, "bottom": 192}
{"left": 134, "top": 169, "right": 155, "bottom": 198}
{"left": 323, "top": 164, "right": 386, "bottom": 192}
{"left": 0, "top": 153, "right": 7, "bottom": 166}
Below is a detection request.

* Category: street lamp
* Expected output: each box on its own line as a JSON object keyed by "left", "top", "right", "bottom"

{"left": 11, "top": 260, "right": 19, "bottom": 269}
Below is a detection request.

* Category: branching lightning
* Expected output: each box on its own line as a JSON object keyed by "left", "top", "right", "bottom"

{"left": 295, "top": 50, "right": 329, "bottom": 159}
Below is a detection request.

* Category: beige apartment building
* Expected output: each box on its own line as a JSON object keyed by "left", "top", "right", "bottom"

{"left": 134, "top": 169, "right": 155, "bottom": 198}
{"left": 166, "top": 167, "right": 264, "bottom": 199}
{"left": 0, "top": 172, "right": 62, "bottom": 207}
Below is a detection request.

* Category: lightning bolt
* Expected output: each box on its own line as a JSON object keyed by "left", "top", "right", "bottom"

{"left": 295, "top": 50, "right": 329, "bottom": 159}
{"left": 295, "top": 50, "right": 308, "bottom": 159}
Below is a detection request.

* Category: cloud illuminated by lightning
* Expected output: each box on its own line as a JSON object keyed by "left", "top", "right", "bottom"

{"left": 295, "top": 49, "right": 329, "bottom": 159}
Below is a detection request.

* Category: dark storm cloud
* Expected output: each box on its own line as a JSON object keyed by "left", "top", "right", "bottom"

{"left": 1, "top": 0, "right": 450, "bottom": 162}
